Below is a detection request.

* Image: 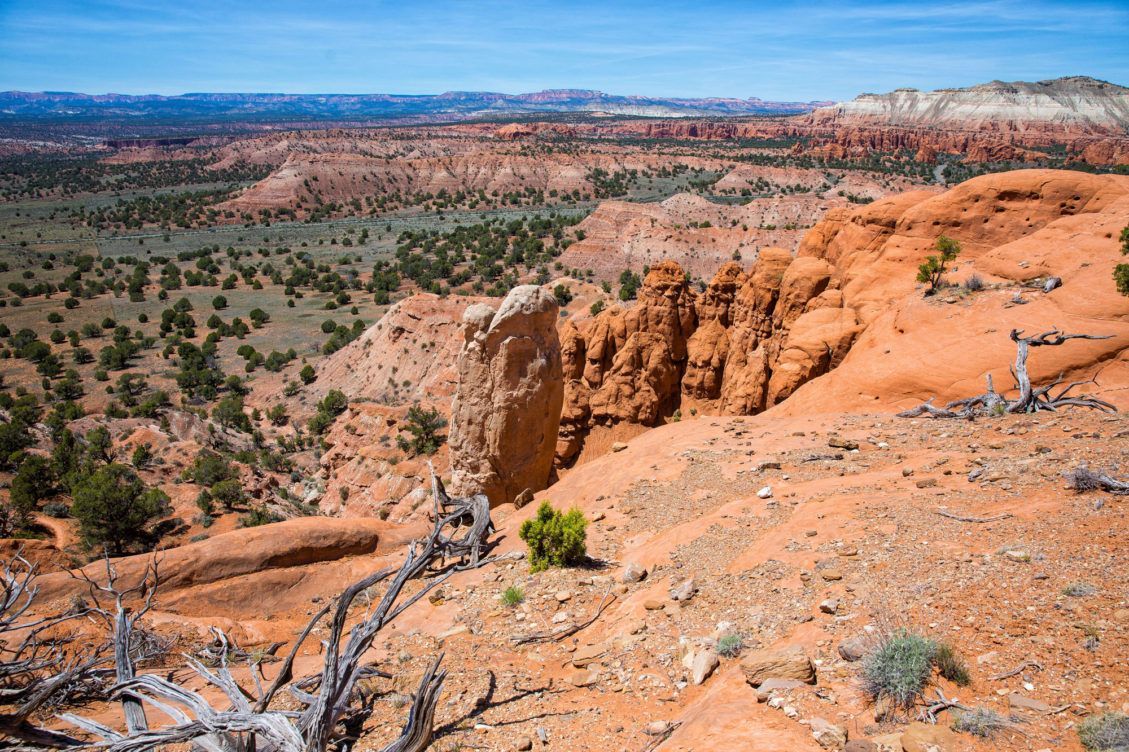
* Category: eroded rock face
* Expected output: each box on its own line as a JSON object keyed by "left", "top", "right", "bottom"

{"left": 449, "top": 286, "right": 564, "bottom": 505}
{"left": 557, "top": 252, "right": 861, "bottom": 465}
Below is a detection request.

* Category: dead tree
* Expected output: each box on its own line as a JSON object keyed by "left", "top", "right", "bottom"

{"left": 70, "top": 558, "right": 161, "bottom": 738}
{"left": 0, "top": 552, "right": 109, "bottom": 749}
{"left": 898, "top": 329, "right": 1115, "bottom": 419}
{"left": 1065, "top": 465, "right": 1129, "bottom": 495}
{"left": 64, "top": 468, "right": 496, "bottom": 752}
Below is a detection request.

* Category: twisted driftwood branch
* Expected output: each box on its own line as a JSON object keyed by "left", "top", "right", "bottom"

{"left": 64, "top": 466, "right": 496, "bottom": 752}
{"left": 899, "top": 329, "right": 1115, "bottom": 419}
{"left": 935, "top": 509, "right": 1012, "bottom": 523}
{"left": 917, "top": 688, "right": 970, "bottom": 724}
{"left": 0, "top": 551, "right": 111, "bottom": 749}
{"left": 989, "top": 659, "right": 1043, "bottom": 681}
{"left": 511, "top": 588, "right": 617, "bottom": 646}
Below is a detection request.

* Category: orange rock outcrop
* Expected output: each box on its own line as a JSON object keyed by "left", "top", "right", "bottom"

{"left": 555, "top": 168, "right": 1129, "bottom": 465}
{"left": 449, "top": 286, "right": 565, "bottom": 505}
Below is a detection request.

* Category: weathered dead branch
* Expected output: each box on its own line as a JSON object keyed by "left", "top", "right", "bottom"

{"left": 64, "top": 466, "right": 496, "bottom": 752}
{"left": 1064, "top": 465, "right": 1129, "bottom": 495}
{"left": 935, "top": 509, "right": 1013, "bottom": 523}
{"left": 898, "top": 329, "right": 1115, "bottom": 419}
{"left": 511, "top": 588, "right": 617, "bottom": 646}
{"left": 0, "top": 551, "right": 111, "bottom": 749}
{"left": 917, "top": 688, "right": 970, "bottom": 724}
{"left": 989, "top": 659, "right": 1043, "bottom": 681}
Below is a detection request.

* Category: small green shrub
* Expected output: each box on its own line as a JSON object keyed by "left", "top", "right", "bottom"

{"left": 862, "top": 630, "right": 936, "bottom": 708}
{"left": 210, "top": 479, "right": 246, "bottom": 510}
{"left": 239, "top": 507, "right": 282, "bottom": 528}
{"left": 1079, "top": 712, "right": 1129, "bottom": 751}
{"left": 952, "top": 706, "right": 1010, "bottom": 738}
{"left": 933, "top": 641, "right": 971, "bottom": 686}
{"left": 395, "top": 404, "right": 447, "bottom": 456}
{"left": 519, "top": 502, "right": 588, "bottom": 573}
{"left": 500, "top": 585, "right": 524, "bottom": 607}
{"left": 1063, "top": 581, "right": 1097, "bottom": 597}
{"left": 717, "top": 634, "right": 744, "bottom": 658}
{"left": 43, "top": 502, "right": 69, "bottom": 518}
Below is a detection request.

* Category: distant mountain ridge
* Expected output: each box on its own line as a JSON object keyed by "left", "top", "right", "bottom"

{"left": 0, "top": 89, "right": 830, "bottom": 121}
{"left": 806, "top": 76, "right": 1129, "bottom": 132}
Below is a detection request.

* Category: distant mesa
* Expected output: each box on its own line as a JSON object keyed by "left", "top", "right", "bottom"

{"left": 806, "top": 76, "right": 1129, "bottom": 132}
{"left": 0, "top": 88, "right": 830, "bottom": 121}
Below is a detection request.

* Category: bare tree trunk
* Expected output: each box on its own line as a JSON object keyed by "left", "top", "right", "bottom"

{"left": 899, "top": 329, "right": 1115, "bottom": 419}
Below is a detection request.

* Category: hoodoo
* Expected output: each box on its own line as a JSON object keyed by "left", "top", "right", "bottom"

{"left": 448, "top": 285, "right": 565, "bottom": 505}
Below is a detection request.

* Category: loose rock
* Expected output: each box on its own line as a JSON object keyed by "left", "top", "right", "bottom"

{"left": 741, "top": 645, "right": 817, "bottom": 687}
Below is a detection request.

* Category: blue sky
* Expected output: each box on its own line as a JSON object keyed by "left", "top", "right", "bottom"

{"left": 1, "top": 0, "right": 1126, "bottom": 101}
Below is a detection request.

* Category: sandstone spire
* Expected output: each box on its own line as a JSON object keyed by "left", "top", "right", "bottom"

{"left": 448, "top": 285, "right": 564, "bottom": 505}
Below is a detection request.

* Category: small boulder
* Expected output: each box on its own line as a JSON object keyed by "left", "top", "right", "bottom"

{"left": 621, "top": 563, "right": 647, "bottom": 583}
{"left": 611, "top": 442, "right": 628, "bottom": 452}
{"left": 837, "top": 636, "right": 867, "bottom": 662}
{"left": 514, "top": 736, "right": 534, "bottom": 751}
{"left": 820, "top": 569, "right": 843, "bottom": 582}
{"left": 571, "top": 643, "right": 606, "bottom": 668}
{"left": 567, "top": 670, "right": 597, "bottom": 687}
{"left": 513, "top": 488, "right": 534, "bottom": 509}
{"left": 754, "top": 677, "right": 805, "bottom": 702}
{"left": 740, "top": 645, "right": 816, "bottom": 687}
{"left": 819, "top": 598, "right": 839, "bottom": 614}
{"left": 828, "top": 436, "right": 859, "bottom": 451}
{"left": 810, "top": 717, "right": 848, "bottom": 749}
{"left": 1008, "top": 693, "right": 1051, "bottom": 714}
{"left": 683, "top": 648, "right": 720, "bottom": 685}
{"left": 669, "top": 578, "right": 697, "bottom": 602}
{"left": 757, "top": 486, "right": 774, "bottom": 499}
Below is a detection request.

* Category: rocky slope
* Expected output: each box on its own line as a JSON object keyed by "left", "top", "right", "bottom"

{"left": 315, "top": 292, "right": 483, "bottom": 406}
{"left": 27, "top": 408, "right": 1127, "bottom": 751}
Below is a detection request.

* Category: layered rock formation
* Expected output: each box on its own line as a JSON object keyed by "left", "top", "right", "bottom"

{"left": 556, "top": 168, "right": 1129, "bottom": 464}
{"left": 779, "top": 168, "right": 1129, "bottom": 414}
{"left": 584, "top": 77, "right": 1129, "bottom": 165}
{"left": 449, "top": 286, "right": 565, "bottom": 505}
{"left": 557, "top": 191, "right": 856, "bottom": 282}
{"left": 315, "top": 292, "right": 485, "bottom": 405}
{"left": 555, "top": 255, "right": 863, "bottom": 466}
{"left": 806, "top": 76, "right": 1129, "bottom": 132}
